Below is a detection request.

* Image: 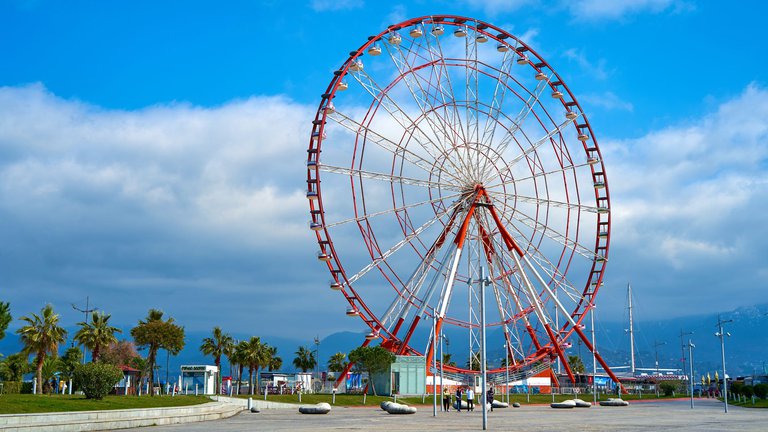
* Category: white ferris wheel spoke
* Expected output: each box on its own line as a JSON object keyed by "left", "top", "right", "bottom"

{"left": 485, "top": 190, "right": 601, "bottom": 213}
{"left": 318, "top": 163, "right": 462, "bottom": 191}
{"left": 484, "top": 160, "right": 594, "bottom": 191}
{"left": 324, "top": 192, "right": 463, "bottom": 228}
{"left": 344, "top": 199, "right": 463, "bottom": 287}
{"left": 496, "top": 204, "right": 598, "bottom": 260}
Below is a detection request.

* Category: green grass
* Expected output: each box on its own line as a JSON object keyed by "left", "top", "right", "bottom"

{"left": 727, "top": 398, "right": 768, "bottom": 408}
{"left": 0, "top": 394, "right": 211, "bottom": 414}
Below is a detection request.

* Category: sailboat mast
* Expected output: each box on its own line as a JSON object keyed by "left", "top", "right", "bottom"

{"left": 628, "top": 282, "right": 636, "bottom": 376}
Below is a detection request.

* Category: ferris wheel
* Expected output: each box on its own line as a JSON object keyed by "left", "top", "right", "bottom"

{"left": 306, "top": 15, "right": 622, "bottom": 389}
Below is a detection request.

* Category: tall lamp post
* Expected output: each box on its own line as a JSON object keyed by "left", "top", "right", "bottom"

{"left": 503, "top": 342, "right": 509, "bottom": 404}
{"left": 688, "top": 340, "right": 695, "bottom": 409}
{"left": 478, "top": 267, "right": 491, "bottom": 431}
{"left": 715, "top": 315, "right": 732, "bottom": 413}
{"left": 679, "top": 330, "right": 694, "bottom": 393}
{"left": 653, "top": 340, "right": 667, "bottom": 397}
{"left": 71, "top": 297, "right": 97, "bottom": 363}
{"left": 314, "top": 336, "right": 320, "bottom": 391}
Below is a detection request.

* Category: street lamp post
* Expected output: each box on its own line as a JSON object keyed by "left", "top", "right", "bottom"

{"left": 503, "top": 342, "right": 509, "bottom": 404}
{"left": 679, "top": 329, "right": 694, "bottom": 394}
{"left": 478, "top": 267, "right": 491, "bottom": 431}
{"left": 653, "top": 340, "right": 667, "bottom": 397}
{"left": 439, "top": 331, "right": 444, "bottom": 411}
{"left": 688, "top": 340, "right": 695, "bottom": 409}
{"left": 715, "top": 315, "right": 732, "bottom": 413}
{"left": 71, "top": 297, "right": 97, "bottom": 363}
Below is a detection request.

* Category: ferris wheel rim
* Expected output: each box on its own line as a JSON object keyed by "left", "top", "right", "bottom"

{"left": 306, "top": 14, "right": 612, "bottom": 370}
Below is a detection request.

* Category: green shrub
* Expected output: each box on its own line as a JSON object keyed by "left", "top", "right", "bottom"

{"left": 1, "top": 381, "right": 22, "bottom": 394}
{"left": 731, "top": 382, "right": 744, "bottom": 396}
{"left": 754, "top": 383, "right": 768, "bottom": 399}
{"left": 73, "top": 362, "right": 123, "bottom": 400}
{"left": 659, "top": 382, "right": 676, "bottom": 396}
{"left": 742, "top": 385, "right": 754, "bottom": 398}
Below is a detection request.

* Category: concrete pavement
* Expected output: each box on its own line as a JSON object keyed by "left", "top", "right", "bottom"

{"left": 123, "top": 398, "right": 768, "bottom": 431}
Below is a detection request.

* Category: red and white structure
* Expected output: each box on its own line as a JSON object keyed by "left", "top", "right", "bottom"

{"left": 306, "top": 15, "right": 624, "bottom": 392}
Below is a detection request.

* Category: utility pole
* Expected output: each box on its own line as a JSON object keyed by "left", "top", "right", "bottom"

{"left": 71, "top": 296, "right": 97, "bottom": 363}
{"left": 478, "top": 266, "right": 490, "bottom": 431}
{"left": 626, "top": 283, "right": 636, "bottom": 376}
{"left": 314, "top": 336, "right": 320, "bottom": 387}
{"left": 679, "top": 329, "right": 694, "bottom": 391}
{"left": 715, "top": 315, "right": 732, "bottom": 413}
{"left": 688, "top": 340, "right": 695, "bottom": 409}
{"left": 653, "top": 340, "right": 667, "bottom": 397}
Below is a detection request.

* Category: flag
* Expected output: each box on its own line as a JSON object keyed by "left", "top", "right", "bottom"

{"left": 714, "top": 371, "right": 719, "bottom": 382}
{"left": 701, "top": 375, "right": 705, "bottom": 386}
{"left": 706, "top": 373, "right": 711, "bottom": 385}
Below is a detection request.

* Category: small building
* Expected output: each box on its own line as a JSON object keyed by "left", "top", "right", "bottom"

{"left": 371, "top": 355, "right": 425, "bottom": 396}
{"left": 180, "top": 365, "right": 217, "bottom": 395}
{"left": 113, "top": 365, "right": 140, "bottom": 395}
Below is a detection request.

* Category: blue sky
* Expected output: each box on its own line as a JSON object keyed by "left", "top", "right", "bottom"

{"left": 1, "top": 0, "right": 767, "bottom": 343}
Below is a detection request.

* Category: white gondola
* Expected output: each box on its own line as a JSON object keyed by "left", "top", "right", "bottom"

{"left": 309, "top": 221, "right": 323, "bottom": 231}
{"left": 535, "top": 71, "right": 547, "bottom": 81}
{"left": 551, "top": 89, "right": 564, "bottom": 99}
{"left": 324, "top": 102, "right": 335, "bottom": 114}
{"left": 317, "top": 251, "right": 332, "bottom": 262}
{"left": 597, "top": 206, "right": 609, "bottom": 214}
{"left": 306, "top": 190, "right": 318, "bottom": 200}
{"left": 454, "top": 27, "right": 467, "bottom": 37}
{"left": 311, "top": 131, "right": 326, "bottom": 142}
{"left": 587, "top": 155, "right": 600, "bottom": 165}
{"left": 596, "top": 256, "right": 607, "bottom": 263}
{"left": 594, "top": 181, "right": 605, "bottom": 189}
{"left": 578, "top": 133, "right": 589, "bottom": 142}
{"left": 565, "top": 110, "right": 578, "bottom": 120}
{"left": 306, "top": 159, "right": 317, "bottom": 167}
{"left": 336, "top": 81, "right": 348, "bottom": 91}
{"left": 431, "top": 25, "right": 444, "bottom": 36}
{"left": 367, "top": 44, "right": 382, "bottom": 56}
{"left": 598, "top": 231, "right": 609, "bottom": 238}
{"left": 409, "top": 26, "right": 423, "bottom": 38}
{"left": 476, "top": 33, "right": 488, "bottom": 43}
{"left": 388, "top": 32, "right": 402, "bottom": 45}
{"left": 365, "top": 331, "right": 379, "bottom": 341}
{"left": 330, "top": 281, "right": 342, "bottom": 290}
{"left": 346, "top": 306, "right": 359, "bottom": 316}
{"left": 516, "top": 55, "right": 528, "bottom": 65}
{"left": 497, "top": 43, "right": 509, "bottom": 52}
{"left": 349, "top": 59, "right": 364, "bottom": 72}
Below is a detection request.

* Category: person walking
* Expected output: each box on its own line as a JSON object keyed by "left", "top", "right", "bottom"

{"left": 467, "top": 387, "right": 475, "bottom": 412}
{"left": 456, "top": 387, "right": 463, "bottom": 412}
{"left": 442, "top": 387, "right": 451, "bottom": 412}
{"left": 487, "top": 386, "right": 495, "bottom": 412}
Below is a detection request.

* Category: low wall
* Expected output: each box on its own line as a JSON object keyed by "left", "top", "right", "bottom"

{"left": 214, "top": 395, "right": 301, "bottom": 410}
{"left": 0, "top": 400, "right": 243, "bottom": 432}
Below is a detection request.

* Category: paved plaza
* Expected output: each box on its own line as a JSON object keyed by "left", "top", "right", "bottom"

{"left": 126, "top": 398, "right": 767, "bottom": 431}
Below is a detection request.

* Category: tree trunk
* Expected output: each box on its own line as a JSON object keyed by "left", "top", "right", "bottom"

{"left": 148, "top": 347, "right": 157, "bottom": 396}
{"left": 36, "top": 353, "right": 44, "bottom": 395}
{"left": 249, "top": 366, "right": 254, "bottom": 395}
{"left": 237, "top": 364, "right": 244, "bottom": 395}
{"left": 370, "top": 373, "right": 377, "bottom": 396}
{"left": 215, "top": 356, "right": 221, "bottom": 395}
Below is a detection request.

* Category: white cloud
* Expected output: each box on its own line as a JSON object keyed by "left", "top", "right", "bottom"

{"left": 311, "top": 0, "right": 364, "bottom": 12}
{"left": 0, "top": 83, "right": 332, "bottom": 334}
{"left": 566, "top": 0, "right": 690, "bottom": 20}
{"left": 580, "top": 91, "right": 634, "bottom": 111}
{"left": 459, "top": 0, "right": 537, "bottom": 15}
{"left": 600, "top": 83, "right": 768, "bottom": 318}
{"left": 563, "top": 48, "right": 609, "bottom": 80}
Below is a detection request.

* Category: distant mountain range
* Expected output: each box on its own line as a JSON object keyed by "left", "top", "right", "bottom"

{"left": 2, "top": 304, "right": 766, "bottom": 380}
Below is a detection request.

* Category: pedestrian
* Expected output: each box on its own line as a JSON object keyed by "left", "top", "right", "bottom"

{"left": 442, "top": 387, "right": 451, "bottom": 412}
{"left": 487, "top": 386, "right": 495, "bottom": 412}
{"left": 467, "top": 387, "right": 475, "bottom": 411}
{"left": 456, "top": 387, "right": 463, "bottom": 412}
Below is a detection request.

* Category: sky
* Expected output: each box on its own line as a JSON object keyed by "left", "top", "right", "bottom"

{"left": 1, "top": 0, "right": 767, "bottom": 346}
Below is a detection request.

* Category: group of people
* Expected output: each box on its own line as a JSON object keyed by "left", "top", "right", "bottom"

{"left": 441, "top": 386, "right": 495, "bottom": 412}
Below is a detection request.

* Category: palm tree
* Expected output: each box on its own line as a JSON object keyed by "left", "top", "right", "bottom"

{"left": 267, "top": 346, "right": 282, "bottom": 371}
{"left": 130, "top": 356, "right": 149, "bottom": 396}
{"left": 130, "top": 309, "right": 185, "bottom": 396}
{"left": 74, "top": 311, "right": 122, "bottom": 362}
{"left": 241, "top": 337, "right": 269, "bottom": 395}
{"left": 293, "top": 346, "right": 316, "bottom": 372}
{"left": 328, "top": 352, "right": 348, "bottom": 373}
{"left": 199, "top": 326, "right": 233, "bottom": 395}
{"left": 233, "top": 340, "right": 249, "bottom": 395}
{"left": 17, "top": 304, "right": 67, "bottom": 394}
{"left": 0, "top": 301, "right": 11, "bottom": 342}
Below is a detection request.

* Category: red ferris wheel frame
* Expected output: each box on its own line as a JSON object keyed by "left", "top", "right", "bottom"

{"left": 306, "top": 15, "right": 623, "bottom": 391}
